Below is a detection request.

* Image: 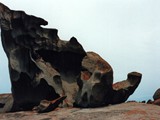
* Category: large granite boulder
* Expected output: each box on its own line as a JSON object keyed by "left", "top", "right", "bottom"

{"left": 0, "top": 3, "right": 142, "bottom": 112}
{"left": 75, "top": 52, "right": 113, "bottom": 107}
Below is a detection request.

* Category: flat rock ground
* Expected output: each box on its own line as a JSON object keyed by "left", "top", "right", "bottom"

{"left": 0, "top": 102, "right": 160, "bottom": 120}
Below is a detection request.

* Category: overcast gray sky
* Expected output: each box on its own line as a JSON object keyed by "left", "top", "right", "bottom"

{"left": 0, "top": 0, "right": 160, "bottom": 101}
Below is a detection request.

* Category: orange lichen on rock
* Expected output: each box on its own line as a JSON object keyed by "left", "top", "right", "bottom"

{"left": 126, "top": 109, "right": 147, "bottom": 116}
{"left": 81, "top": 71, "right": 91, "bottom": 80}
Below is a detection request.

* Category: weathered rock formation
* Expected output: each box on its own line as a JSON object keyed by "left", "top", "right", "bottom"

{"left": 0, "top": 3, "right": 142, "bottom": 113}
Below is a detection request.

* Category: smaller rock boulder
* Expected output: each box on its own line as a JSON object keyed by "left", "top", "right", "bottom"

{"left": 152, "top": 98, "right": 160, "bottom": 106}
{"left": 153, "top": 88, "right": 160, "bottom": 100}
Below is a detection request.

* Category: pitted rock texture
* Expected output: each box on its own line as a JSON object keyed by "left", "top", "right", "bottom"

{"left": 0, "top": 3, "right": 142, "bottom": 112}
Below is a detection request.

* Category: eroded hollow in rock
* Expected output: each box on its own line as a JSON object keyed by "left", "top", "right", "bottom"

{"left": 0, "top": 103, "right": 5, "bottom": 108}
{"left": 36, "top": 49, "right": 85, "bottom": 78}
{"left": 11, "top": 73, "right": 60, "bottom": 111}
